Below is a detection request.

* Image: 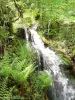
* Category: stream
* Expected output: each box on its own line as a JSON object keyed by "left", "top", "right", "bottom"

{"left": 25, "top": 26, "right": 75, "bottom": 100}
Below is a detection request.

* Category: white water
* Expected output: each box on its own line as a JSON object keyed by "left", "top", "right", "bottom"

{"left": 26, "top": 27, "right": 75, "bottom": 100}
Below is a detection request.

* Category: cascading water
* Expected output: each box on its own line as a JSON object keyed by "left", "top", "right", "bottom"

{"left": 25, "top": 26, "right": 75, "bottom": 100}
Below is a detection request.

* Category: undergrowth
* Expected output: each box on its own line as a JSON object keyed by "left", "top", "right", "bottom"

{"left": 0, "top": 41, "right": 52, "bottom": 100}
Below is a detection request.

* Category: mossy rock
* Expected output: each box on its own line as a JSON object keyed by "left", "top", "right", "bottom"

{"left": 42, "top": 37, "right": 49, "bottom": 47}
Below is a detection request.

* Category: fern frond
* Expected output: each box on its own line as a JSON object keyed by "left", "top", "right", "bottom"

{"left": 11, "top": 64, "right": 35, "bottom": 84}
{"left": 0, "top": 78, "right": 12, "bottom": 100}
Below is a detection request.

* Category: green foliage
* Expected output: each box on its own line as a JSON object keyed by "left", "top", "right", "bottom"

{"left": 0, "top": 78, "right": 12, "bottom": 100}
{"left": 12, "top": 64, "right": 35, "bottom": 84}
{"left": 0, "top": 51, "right": 11, "bottom": 77}
{"left": 28, "top": 71, "right": 52, "bottom": 100}
{"left": 0, "top": 0, "right": 17, "bottom": 22}
{"left": 0, "top": 0, "right": 16, "bottom": 43}
{"left": 0, "top": 0, "right": 55, "bottom": 99}
{"left": 0, "top": 42, "right": 36, "bottom": 84}
{"left": 17, "top": 41, "right": 36, "bottom": 66}
{"left": 36, "top": 71, "right": 52, "bottom": 89}
{"left": 0, "top": 43, "right": 52, "bottom": 100}
{"left": 0, "top": 77, "right": 25, "bottom": 99}
{"left": 0, "top": 27, "right": 9, "bottom": 43}
{"left": 58, "top": 53, "right": 72, "bottom": 66}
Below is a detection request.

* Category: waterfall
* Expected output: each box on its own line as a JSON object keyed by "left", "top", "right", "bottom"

{"left": 25, "top": 27, "right": 75, "bottom": 100}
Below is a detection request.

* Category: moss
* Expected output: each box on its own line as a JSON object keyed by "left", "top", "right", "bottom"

{"left": 42, "top": 37, "right": 49, "bottom": 47}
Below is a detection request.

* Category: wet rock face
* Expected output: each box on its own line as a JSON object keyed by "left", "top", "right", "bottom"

{"left": 44, "top": 42, "right": 48, "bottom": 48}
{"left": 47, "top": 86, "right": 56, "bottom": 100}
{"left": 17, "top": 28, "right": 26, "bottom": 39}
{"left": 38, "top": 53, "right": 44, "bottom": 70}
{"left": 27, "top": 28, "right": 31, "bottom": 41}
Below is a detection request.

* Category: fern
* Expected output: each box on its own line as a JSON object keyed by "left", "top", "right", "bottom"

{"left": 11, "top": 64, "right": 35, "bottom": 84}
{"left": 0, "top": 51, "right": 12, "bottom": 77}
{"left": 0, "top": 78, "right": 12, "bottom": 100}
{"left": 17, "top": 41, "right": 36, "bottom": 67}
{"left": 0, "top": 78, "right": 24, "bottom": 100}
{"left": 0, "top": 42, "right": 36, "bottom": 85}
